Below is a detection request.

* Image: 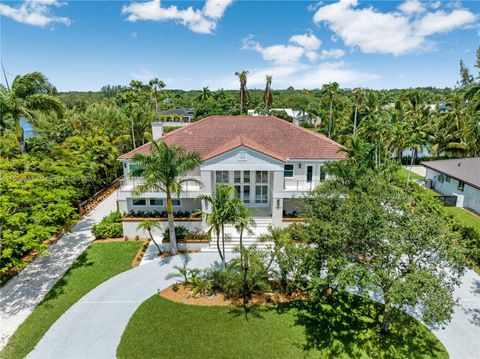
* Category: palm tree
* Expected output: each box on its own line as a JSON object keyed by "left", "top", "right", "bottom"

{"left": 234, "top": 204, "right": 255, "bottom": 305}
{"left": 196, "top": 87, "right": 211, "bottom": 103}
{"left": 235, "top": 70, "right": 249, "bottom": 114}
{"left": 148, "top": 78, "right": 166, "bottom": 114}
{"left": 136, "top": 220, "right": 163, "bottom": 255}
{"left": 352, "top": 88, "right": 363, "bottom": 135}
{"left": 198, "top": 184, "right": 240, "bottom": 265}
{"left": 117, "top": 90, "right": 139, "bottom": 149}
{"left": 325, "top": 82, "right": 339, "bottom": 138}
{"left": 263, "top": 75, "right": 273, "bottom": 110}
{"left": 131, "top": 141, "right": 201, "bottom": 255}
{"left": 0, "top": 72, "right": 63, "bottom": 153}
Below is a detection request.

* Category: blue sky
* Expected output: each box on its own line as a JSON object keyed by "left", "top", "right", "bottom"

{"left": 1, "top": 0, "right": 479, "bottom": 91}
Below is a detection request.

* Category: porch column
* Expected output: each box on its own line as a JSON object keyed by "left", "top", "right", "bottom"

{"left": 271, "top": 171, "right": 284, "bottom": 227}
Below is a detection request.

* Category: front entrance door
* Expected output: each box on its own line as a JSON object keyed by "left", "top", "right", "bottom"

{"left": 306, "top": 165, "right": 313, "bottom": 183}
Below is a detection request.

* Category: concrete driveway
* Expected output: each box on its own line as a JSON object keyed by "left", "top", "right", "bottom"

{"left": 27, "top": 253, "right": 479, "bottom": 359}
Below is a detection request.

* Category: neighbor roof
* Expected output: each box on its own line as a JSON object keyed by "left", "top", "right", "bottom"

{"left": 119, "top": 116, "right": 346, "bottom": 162}
{"left": 422, "top": 157, "right": 480, "bottom": 189}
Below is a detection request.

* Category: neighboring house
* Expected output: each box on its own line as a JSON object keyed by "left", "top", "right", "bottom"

{"left": 118, "top": 116, "right": 345, "bottom": 241}
{"left": 423, "top": 157, "right": 480, "bottom": 213}
{"left": 247, "top": 108, "right": 321, "bottom": 126}
{"left": 159, "top": 108, "right": 195, "bottom": 122}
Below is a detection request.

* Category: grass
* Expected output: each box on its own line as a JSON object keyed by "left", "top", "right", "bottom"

{"left": 445, "top": 207, "right": 480, "bottom": 233}
{"left": 398, "top": 166, "right": 424, "bottom": 181}
{"left": 0, "top": 241, "right": 143, "bottom": 359}
{"left": 117, "top": 294, "right": 448, "bottom": 359}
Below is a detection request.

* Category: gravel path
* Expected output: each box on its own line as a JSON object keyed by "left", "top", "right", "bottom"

{"left": 0, "top": 190, "right": 118, "bottom": 350}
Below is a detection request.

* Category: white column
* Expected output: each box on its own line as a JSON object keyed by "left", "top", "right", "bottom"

{"left": 271, "top": 171, "right": 284, "bottom": 227}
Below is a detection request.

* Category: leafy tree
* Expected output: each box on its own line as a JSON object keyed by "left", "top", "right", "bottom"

{"left": 131, "top": 141, "right": 201, "bottom": 255}
{"left": 0, "top": 72, "right": 63, "bottom": 153}
{"left": 301, "top": 171, "right": 466, "bottom": 335}
{"left": 459, "top": 60, "right": 474, "bottom": 87}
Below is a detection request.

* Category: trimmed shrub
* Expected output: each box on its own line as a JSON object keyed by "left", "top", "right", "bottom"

{"left": 92, "top": 211, "right": 123, "bottom": 239}
{"left": 162, "top": 226, "right": 209, "bottom": 241}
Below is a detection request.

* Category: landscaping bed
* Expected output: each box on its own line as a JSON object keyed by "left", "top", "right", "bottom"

{"left": 117, "top": 294, "right": 448, "bottom": 359}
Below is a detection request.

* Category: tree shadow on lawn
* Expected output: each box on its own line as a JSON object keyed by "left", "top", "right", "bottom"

{"left": 269, "top": 293, "right": 446, "bottom": 358}
{"left": 40, "top": 250, "right": 94, "bottom": 308}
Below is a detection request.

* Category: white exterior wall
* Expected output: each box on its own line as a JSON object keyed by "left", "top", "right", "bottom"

{"left": 123, "top": 220, "right": 204, "bottom": 238}
{"left": 126, "top": 198, "right": 201, "bottom": 213}
{"left": 425, "top": 168, "right": 480, "bottom": 212}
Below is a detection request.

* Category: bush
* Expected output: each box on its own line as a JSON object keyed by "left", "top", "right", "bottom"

{"left": 458, "top": 225, "right": 480, "bottom": 265}
{"left": 127, "top": 210, "right": 198, "bottom": 219}
{"left": 163, "top": 126, "right": 181, "bottom": 134}
{"left": 92, "top": 211, "right": 123, "bottom": 239}
{"left": 162, "top": 226, "right": 209, "bottom": 241}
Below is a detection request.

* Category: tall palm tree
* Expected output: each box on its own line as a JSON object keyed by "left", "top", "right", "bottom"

{"left": 0, "top": 72, "right": 63, "bottom": 153}
{"left": 263, "top": 75, "right": 273, "bottom": 110}
{"left": 325, "top": 82, "right": 339, "bottom": 138}
{"left": 136, "top": 220, "right": 163, "bottom": 255}
{"left": 148, "top": 78, "right": 166, "bottom": 114}
{"left": 234, "top": 204, "right": 255, "bottom": 305}
{"left": 352, "top": 88, "right": 363, "bottom": 135}
{"left": 235, "top": 70, "right": 249, "bottom": 114}
{"left": 131, "top": 141, "right": 201, "bottom": 255}
{"left": 198, "top": 184, "right": 240, "bottom": 265}
{"left": 117, "top": 90, "right": 139, "bottom": 149}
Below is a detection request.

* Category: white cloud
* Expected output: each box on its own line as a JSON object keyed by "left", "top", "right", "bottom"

{"left": 416, "top": 10, "right": 477, "bottom": 36}
{"left": 398, "top": 0, "right": 425, "bottom": 15}
{"left": 289, "top": 33, "right": 321, "bottom": 51}
{"left": 130, "top": 67, "right": 157, "bottom": 82}
{"left": 0, "top": 0, "right": 70, "bottom": 27}
{"left": 313, "top": 0, "right": 477, "bottom": 55}
{"left": 243, "top": 33, "right": 323, "bottom": 65}
{"left": 122, "top": 0, "right": 233, "bottom": 34}
{"left": 320, "top": 48, "right": 345, "bottom": 59}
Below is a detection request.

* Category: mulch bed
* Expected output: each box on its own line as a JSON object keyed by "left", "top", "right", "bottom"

{"left": 160, "top": 284, "right": 309, "bottom": 307}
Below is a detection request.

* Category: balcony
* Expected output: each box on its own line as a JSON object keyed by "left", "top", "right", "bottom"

{"left": 283, "top": 179, "right": 322, "bottom": 191}
{"left": 120, "top": 177, "right": 204, "bottom": 194}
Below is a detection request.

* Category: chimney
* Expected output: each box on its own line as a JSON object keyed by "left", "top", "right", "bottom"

{"left": 152, "top": 122, "right": 164, "bottom": 140}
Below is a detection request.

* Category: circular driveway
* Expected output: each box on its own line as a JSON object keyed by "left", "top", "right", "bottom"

{"left": 27, "top": 253, "right": 480, "bottom": 359}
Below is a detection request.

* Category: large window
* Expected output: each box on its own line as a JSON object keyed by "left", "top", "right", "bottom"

{"left": 128, "top": 163, "right": 143, "bottom": 177}
{"left": 284, "top": 164, "right": 294, "bottom": 178}
{"left": 215, "top": 171, "right": 229, "bottom": 183}
{"left": 172, "top": 199, "right": 181, "bottom": 206}
{"left": 149, "top": 198, "right": 164, "bottom": 206}
{"left": 243, "top": 186, "right": 250, "bottom": 204}
{"left": 234, "top": 171, "right": 241, "bottom": 183}
{"left": 255, "top": 185, "right": 268, "bottom": 204}
{"left": 243, "top": 171, "right": 250, "bottom": 183}
{"left": 132, "top": 198, "right": 146, "bottom": 206}
{"left": 256, "top": 171, "right": 268, "bottom": 183}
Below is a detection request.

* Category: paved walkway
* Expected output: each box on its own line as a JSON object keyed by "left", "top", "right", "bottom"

{"left": 26, "top": 252, "right": 480, "bottom": 359}
{"left": 0, "top": 190, "right": 118, "bottom": 351}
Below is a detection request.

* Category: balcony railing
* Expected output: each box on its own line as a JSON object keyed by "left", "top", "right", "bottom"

{"left": 284, "top": 179, "right": 323, "bottom": 191}
{"left": 121, "top": 177, "right": 204, "bottom": 192}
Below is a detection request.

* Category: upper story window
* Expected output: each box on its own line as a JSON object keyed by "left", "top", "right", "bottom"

{"left": 234, "top": 171, "right": 241, "bottom": 183}
{"left": 458, "top": 181, "right": 465, "bottom": 191}
{"left": 284, "top": 164, "right": 294, "bottom": 178}
{"left": 243, "top": 171, "right": 250, "bottom": 183}
{"left": 445, "top": 176, "right": 451, "bottom": 182}
{"left": 256, "top": 171, "right": 268, "bottom": 183}
{"left": 215, "top": 171, "right": 229, "bottom": 183}
{"left": 438, "top": 175, "right": 445, "bottom": 183}
{"left": 128, "top": 163, "right": 143, "bottom": 177}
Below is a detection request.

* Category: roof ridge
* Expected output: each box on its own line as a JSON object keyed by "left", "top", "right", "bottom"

{"left": 118, "top": 141, "right": 151, "bottom": 159}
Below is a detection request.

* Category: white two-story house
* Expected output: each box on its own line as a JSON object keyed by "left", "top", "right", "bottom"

{"left": 117, "top": 116, "right": 345, "bottom": 238}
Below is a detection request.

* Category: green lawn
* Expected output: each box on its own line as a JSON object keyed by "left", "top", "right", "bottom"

{"left": 0, "top": 241, "right": 143, "bottom": 359}
{"left": 118, "top": 294, "right": 448, "bottom": 359}
{"left": 446, "top": 207, "right": 480, "bottom": 233}
{"left": 398, "top": 167, "right": 424, "bottom": 181}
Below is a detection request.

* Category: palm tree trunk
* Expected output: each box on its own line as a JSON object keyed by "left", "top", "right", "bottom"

{"left": 216, "top": 230, "right": 223, "bottom": 263}
{"left": 328, "top": 101, "right": 333, "bottom": 138}
{"left": 240, "top": 88, "right": 244, "bottom": 114}
{"left": 148, "top": 229, "right": 162, "bottom": 256}
{"left": 166, "top": 194, "right": 177, "bottom": 255}
{"left": 221, "top": 223, "right": 226, "bottom": 266}
{"left": 14, "top": 117, "right": 26, "bottom": 153}
{"left": 353, "top": 104, "right": 358, "bottom": 135}
{"left": 130, "top": 114, "right": 136, "bottom": 149}
{"left": 240, "top": 228, "right": 248, "bottom": 306}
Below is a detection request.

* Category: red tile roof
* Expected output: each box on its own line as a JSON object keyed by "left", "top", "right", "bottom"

{"left": 119, "top": 116, "right": 346, "bottom": 162}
